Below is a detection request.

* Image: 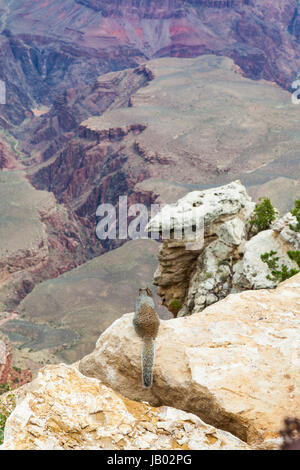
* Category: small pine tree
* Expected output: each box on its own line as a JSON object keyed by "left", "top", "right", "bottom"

{"left": 290, "top": 199, "right": 300, "bottom": 232}
{"left": 250, "top": 197, "right": 276, "bottom": 233}
{"left": 287, "top": 250, "right": 300, "bottom": 268}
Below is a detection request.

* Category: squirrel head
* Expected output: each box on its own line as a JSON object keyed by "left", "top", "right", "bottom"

{"left": 139, "top": 287, "right": 153, "bottom": 297}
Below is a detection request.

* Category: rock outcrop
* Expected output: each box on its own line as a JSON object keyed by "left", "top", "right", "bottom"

{"left": 79, "top": 273, "right": 300, "bottom": 448}
{"left": 146, "top": 180, "right": 255, "bottom": 315}
{"left": 146, "top": 181, "right": 300, "bottom": 316}
{"left": 0, "top": 364, "right": 249, "bottom": 450}
{"left": 233, "top": 212, "right": 300, "bottom": 291}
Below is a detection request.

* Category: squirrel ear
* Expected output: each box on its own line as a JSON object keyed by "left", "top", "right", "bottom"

{"left": 146, "top": 287, "right": 153, "bottom": 297}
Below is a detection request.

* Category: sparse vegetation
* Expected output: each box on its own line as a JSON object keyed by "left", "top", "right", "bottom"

{"left": 203, "top": 272, "right": 213, "bottom": 280}
{"left": 0, "top": 384, "right": 16, "bottom": 445}
{"left": 261, "top": 250, "right": 300, "bottom": 282}
{"left": 0, "top": 383, "right": 11, "bottom": 395}
{"left": 290, "top": 199, "right": 300, "bottom": 232}
{"left": 220, "top": 273, "right": 229, "bottom": 283}
{"left": 250, "top": 197, "right": 276, "bottom": 233}
{"left": 170, "top": 299, "right": 183, "bottom": 314}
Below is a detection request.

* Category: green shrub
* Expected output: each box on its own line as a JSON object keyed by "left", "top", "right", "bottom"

{"left": 250, "top": 198, "right": 276, "bottom": 233}
{"left": 261, "top": 250, "right": 300, "bottom": 282}
{"left": 290, "top": 199, "right": 300, "bottom": 232}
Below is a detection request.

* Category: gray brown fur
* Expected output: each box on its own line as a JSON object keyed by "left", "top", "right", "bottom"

{"left": 133, "top": 288, "right": 160, "bottom": 388}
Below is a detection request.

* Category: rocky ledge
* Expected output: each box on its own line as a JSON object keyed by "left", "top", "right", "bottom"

{"left": 0, "top": 364, "right": 249, "bottom": 450}
{"left": 1, "top": 274, "right": 299, "bottom": 449}
{"left": 79, "top": 274, "right": 300, "bottom": 448}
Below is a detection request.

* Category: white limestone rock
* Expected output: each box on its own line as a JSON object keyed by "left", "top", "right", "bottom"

{"left": 0, "top": 364, "right": 249, "bottom": 450}
{"left": 79, "top": 274, "right": 300, "bottom": 448}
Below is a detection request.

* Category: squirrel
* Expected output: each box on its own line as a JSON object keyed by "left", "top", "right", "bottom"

{"left": 133, "top": 287, "right": 160, "bottom": 388}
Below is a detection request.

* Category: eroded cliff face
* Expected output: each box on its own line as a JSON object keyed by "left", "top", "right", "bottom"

{"left": 17, "top": 65, "right": 153, "bottom": 166}
{"left": 19, "top": 65, "right": 157, "bottom": 252}
{"left": 0, "top": 2, "right": 300, "bottom": 397}
{"left": 1, "top": 0, "right": 300, "bottom": 141}
{"left": 2, "top": 0, "right": 299, "bottom": 94}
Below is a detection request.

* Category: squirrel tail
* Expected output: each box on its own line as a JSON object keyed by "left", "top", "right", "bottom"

{"left": 142, "top": 336, "right": 155, "bottom": 388}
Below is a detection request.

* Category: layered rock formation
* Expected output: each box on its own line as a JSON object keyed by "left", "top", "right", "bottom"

{"left": 29, "top": 55, "right": 300, "bottom": 248}
{"left": 1, "top": 3, "right": 300, "bottom": 255}
{"left": 0, "top": 363, "right": 249, "bottom": 450}
{"left": 2, "top": 0, "right": 300, "bottom": 100}
{"left": 79, "top": 273, "right": 300, "bottom": 448}
{"left": 0, "top": 336, "right": 10, "bottom": 384}
{"left": 18, "top": 65, "right": 153, "bottom": 166}
{"left": 1, "top": 0, "right": 300, "bottom": 181}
